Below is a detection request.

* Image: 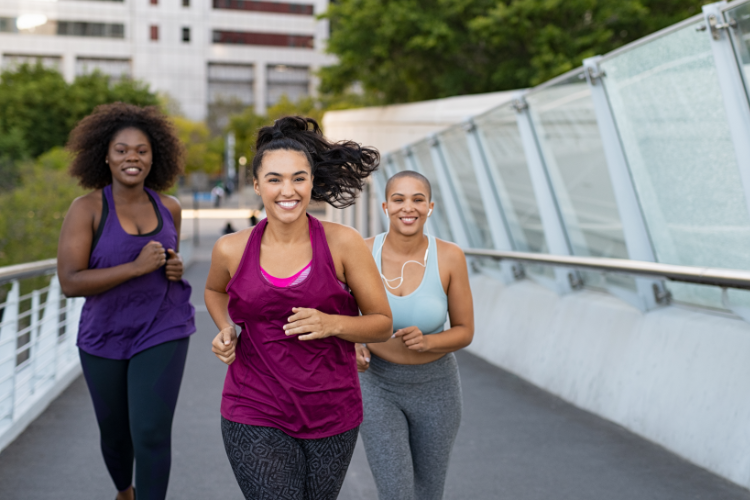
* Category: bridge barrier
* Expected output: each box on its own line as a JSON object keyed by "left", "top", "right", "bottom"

{"left": 0, "top": 236, "right": 194, "bottom": 454}
{"left": 325, "top": 0, "right": 750, "bottom": 489}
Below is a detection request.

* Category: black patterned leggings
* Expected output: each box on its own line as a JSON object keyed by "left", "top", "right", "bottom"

{"left": 221, "top": 417, "right": 359, "bottom": 500}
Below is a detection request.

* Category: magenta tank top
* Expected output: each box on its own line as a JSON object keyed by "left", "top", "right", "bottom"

{"left": 221, "top": 215, "right": 362, "bottom": 438}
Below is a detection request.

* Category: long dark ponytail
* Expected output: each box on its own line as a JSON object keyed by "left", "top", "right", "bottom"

{"left": 252, "top": 116, "right": 380, "bottom": 208}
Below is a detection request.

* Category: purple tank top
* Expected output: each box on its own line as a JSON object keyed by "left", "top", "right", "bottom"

{"left": 221, "top": 215, "right": 362, "bottom": 439}
{"left": 77, "top": 185, "right": 195, "bottom": 359}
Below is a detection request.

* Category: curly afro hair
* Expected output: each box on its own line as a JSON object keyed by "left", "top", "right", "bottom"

{"left": 67, "top": 102, "right": 185, "bottom": 191}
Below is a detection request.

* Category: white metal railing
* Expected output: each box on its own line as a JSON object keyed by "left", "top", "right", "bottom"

{"left": 0, "top": 261, "right": 84, "bottom": 452}
{"left": 0, "top": 235, "right": 194, "bottom": 452}
{"left": 464, "top": 248, "right": 750, "bottom": 290}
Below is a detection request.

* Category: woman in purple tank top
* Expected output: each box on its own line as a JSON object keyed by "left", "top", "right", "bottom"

{"left": 57, "top": 103, "right": 195, "bottom": 500}
{"left": 206, "top": 117, "right": 393, "bottom": 500}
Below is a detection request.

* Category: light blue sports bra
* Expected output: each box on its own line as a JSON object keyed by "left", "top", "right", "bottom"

{"left": 373, "top": 233, "right": 448, "bottom": 335}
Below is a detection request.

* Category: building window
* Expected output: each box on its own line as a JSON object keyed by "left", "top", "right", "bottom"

{"left": 76, "top": 57, "right": 131, "bottom": 82}
{"left": 182, "top": 27, "right": 190, "bottom": 43}
{"left": 0, "top": 18, "right": 18, "bottom": 33}
{"left": 207, "top": 63, "right": 254, "bottom": 131}
{"left": 58, "top": 22, "right": 125, "bottom": 39}
{"left": 183, "top": 0, "right": 190, "bottom": 6}
{"left": 212, "top": 0, "right": 313, "bottom": 15}
{"left": 150, "top": 25, "right": 159, "bottom": 41}
{"left": 212, "top": 31, "right": 313, "bottom": 49}
{"left": 2, "top": 54, "right": 62, "bottom": 71}
{"left": 267, "top": 65, "right": 309, "bottom": 106}
{"left": 208, "top": 63, "right": 254, "bottom": 105}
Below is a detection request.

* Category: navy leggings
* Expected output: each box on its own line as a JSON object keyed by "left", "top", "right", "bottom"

{"left": 79, "top": 338, "right": 190, "bottom": 500}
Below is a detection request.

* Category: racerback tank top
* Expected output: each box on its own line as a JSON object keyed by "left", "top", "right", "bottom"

{"left": 372, "top": 233, "right": 448, "bottom": 334}
{"left": 77, "top": 185, "right": 195, "bottom": 359}
{"left": 221, "top": 215, "right": 362, "bottom": 439}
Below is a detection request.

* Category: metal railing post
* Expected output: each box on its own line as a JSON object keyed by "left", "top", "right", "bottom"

{"left": 702, "top": 2, "right": 750, "bottom": 220}
{"left": 36, "top": 276, "right": 60, "bottom": 393}
{"left": 30, "top": 290, "right": 40, "bottom": 395}
{"left": 371, "top": 164, "right": 389, "bottom": 232}
{"left": 464, "top": 120, "right": 519, "bottom": 281}
{"left": 583, "top": 56, "right": 668, "bottom": 310}
{"left": 0, "top": 280, "right": 19, "bottom": 426}
{"left": 428, "top": 137, "right": 471, "bottom": 248}
{"left": 513, "top": 94, "right": 579, "bottom": 293}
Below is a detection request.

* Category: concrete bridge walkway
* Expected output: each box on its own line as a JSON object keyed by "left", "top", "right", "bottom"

{"left": 0, "top": 256, "right": 748, "bottom": 499}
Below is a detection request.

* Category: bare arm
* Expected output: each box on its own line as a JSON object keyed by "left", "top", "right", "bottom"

{"left": 396, "top": 241, "right": 474, "bottom": 353}
{"left": 207, "top": 230, "right": 252, "bottom": 364}
{"left": 57, "top": 195, "right": 166, "bottom": 297}
{"left": 161, "top": 194, "right": 185, "bottom": 281}
{"left": 284, "top": 225, "right": 392, "bottom": 344}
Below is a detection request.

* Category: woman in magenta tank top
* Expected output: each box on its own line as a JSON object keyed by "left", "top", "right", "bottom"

{"left": 205, "top": 117, "right": 392, "bottom": 500}
{"left": 57, "top": 104, "right": 194, "bottom": 500}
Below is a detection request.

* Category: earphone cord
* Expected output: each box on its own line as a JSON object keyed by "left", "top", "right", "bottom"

{"left": 379, "top": 210, "right": 431, "bottom": 290}
{"left": 380, "top": 259, "right": 427, "bottom": 290}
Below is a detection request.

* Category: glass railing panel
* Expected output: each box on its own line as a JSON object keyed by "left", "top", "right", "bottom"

{"left": 437, "top": 126, "right": 494, "bottom": 249}
{"left": 526, "top": 71, "right": 634, "bottom": 291}
{"left": 411, "top": 140, "right": 454, "bottom": 242}
{"left": 390, "top": 150, "right": 410, "bottom": 173}
{"left": 473, "top": 104, "right": 555, "bottom": 280}
{"left": 725, "top": 2, "right": 750, "bottom": 102}
{"left": 473, "top": 105, "right": 546, "bottom": 254}
{"left": 600, "top": 21, "right": 750, "bottom": 309}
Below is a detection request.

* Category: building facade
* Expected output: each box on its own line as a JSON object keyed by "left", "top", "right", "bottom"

{"left": 0, "top": 0, "right": 332, "bottom": 121}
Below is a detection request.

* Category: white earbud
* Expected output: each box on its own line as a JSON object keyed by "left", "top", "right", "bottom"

{"left": 428, "top": 209, "right": 432, "bottom": 216}
{"left": 385, "top": 208, "right": 389, "bottom": 215}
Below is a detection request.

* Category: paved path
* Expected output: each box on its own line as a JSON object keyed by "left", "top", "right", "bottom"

{"left": 1, "top": 258, "right": 748, "bottom": 499}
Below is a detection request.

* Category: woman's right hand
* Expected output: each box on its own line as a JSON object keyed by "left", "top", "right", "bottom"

{"left": 212, "top": 326, "right": 238, "bottom": 365}
{"left": 133, "top": 240, "right": 167, "bottom": 276}
{"left": 356, "top": 343, "right": 371, "bottom": 373}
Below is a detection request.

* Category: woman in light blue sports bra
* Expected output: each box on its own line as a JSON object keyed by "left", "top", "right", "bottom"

{"left": 358, "top": 170, "right": 475, "bottom": 500}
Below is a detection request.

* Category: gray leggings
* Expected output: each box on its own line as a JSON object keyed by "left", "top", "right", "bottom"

{"left": 359, "top": 353, "right": 462, "bottom": 500}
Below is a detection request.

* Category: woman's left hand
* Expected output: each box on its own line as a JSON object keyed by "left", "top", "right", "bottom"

{"left": 284, "top": 307, "right": 336, "bottom": 341}
{"left": 394, "top": 326, "right": 431, "bottom": 352}
{"left": 165, "top": 249, "right": 184, "bottom": 281}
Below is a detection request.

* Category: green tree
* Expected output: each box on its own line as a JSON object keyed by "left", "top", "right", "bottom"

{"left": 321, "top": 0, "right": 706, "bottom": 104}
{"left": 0, "top": 64, "right": 159, "bottom": 158}
{"left": 0, "top": 148, "right": 84, "bottom": 267}
{"left": 172, "top": 116, "right": 224, "bottom": 175}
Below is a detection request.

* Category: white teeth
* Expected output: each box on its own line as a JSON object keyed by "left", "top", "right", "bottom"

{"left": 278, "top": 201, "right": 299, "bottom": 208}
{"left": 124, "top": 168, "right": 140, "bottom": 173}
{"left": 401, "top": 218, "right": 416, "bottom": 222}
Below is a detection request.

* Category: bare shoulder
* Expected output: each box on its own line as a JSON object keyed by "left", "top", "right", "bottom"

{"left": 158, "top": 193, "right": 181, "bottom": 211}
{"left": 66, "top": 190, "right": 102, "bottom": 218}
{"left": 436, "top": 238, "right": 466, "bottom": 265}
{"left": 214, "top": 227, "right": 253, "bottom": 258}
{"left": 364, "top": 236, "right": 375, "bottom": 252}
{"left": 321, "top": 221, "right": 364, "bottom": 249}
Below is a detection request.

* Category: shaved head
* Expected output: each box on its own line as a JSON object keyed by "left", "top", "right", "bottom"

{"left": 385, "top": 170, "right": 432, "bottom": 200}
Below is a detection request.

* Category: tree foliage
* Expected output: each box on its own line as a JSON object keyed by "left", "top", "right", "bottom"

{"left": 171, "top": 116, "right": 224, "bottom": 175}
{"left": 0, "top": 148, "right": 84, "bottom": 267}
{"left": 321, "top": 0, "right": 706, "bottom": 104}
{"left": 0, "top": 64, "right": 158, "bottom": 159}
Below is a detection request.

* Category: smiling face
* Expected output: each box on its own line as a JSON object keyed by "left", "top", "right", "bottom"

{"left": 106, "top": 127, "right": 153, "bottom": 188}
{"left": 383, "top": 176, "right": 434, "bottom": 237}
{"left": 253, "top": 149, "right": 313, "bottom": 224}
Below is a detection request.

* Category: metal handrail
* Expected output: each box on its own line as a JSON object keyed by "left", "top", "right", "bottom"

{"left": 464, "top": 248, "right": 750, "bottom": 290}
{"left": 0, "top": 259, "right": 57, "bottom": 286}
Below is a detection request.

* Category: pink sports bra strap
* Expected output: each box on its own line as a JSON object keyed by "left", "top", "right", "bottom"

{"left": 261, "top": 261, "right": 312, "bottom": 287}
